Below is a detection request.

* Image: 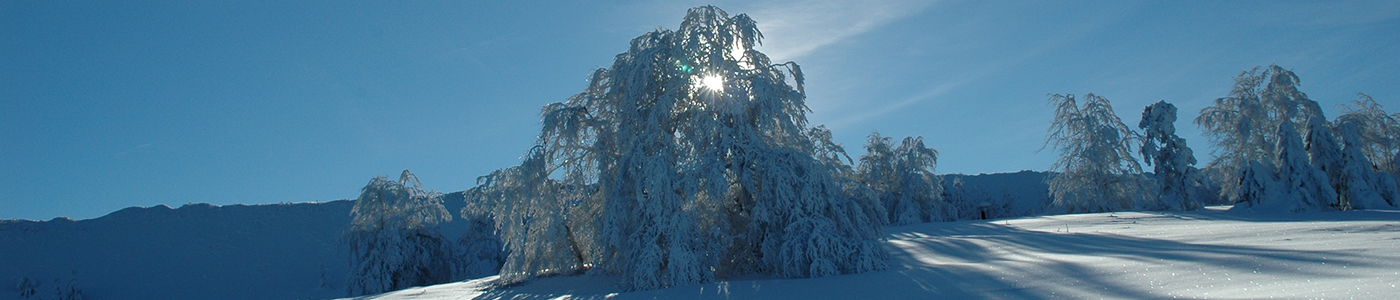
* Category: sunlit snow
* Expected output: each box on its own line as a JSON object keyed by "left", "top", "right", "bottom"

{"left": 341, "top": 206, "right": 1400, "bottom": 300}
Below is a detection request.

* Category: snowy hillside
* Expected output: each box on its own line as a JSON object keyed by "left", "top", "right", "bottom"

{"left": 945, "top": 170, "right": 1050, "bottom": 215}
{"left": 0, "top": 192, "right": 475, "bottom": 300}
{"left": 345, "top": 206, "right": 1400, "bottom": 300}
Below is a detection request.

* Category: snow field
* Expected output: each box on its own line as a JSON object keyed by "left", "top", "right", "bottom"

{"left": 346, "top": 206, "right": 1400, "bottom": 300}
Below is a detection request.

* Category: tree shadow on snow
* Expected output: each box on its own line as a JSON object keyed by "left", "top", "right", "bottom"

{"left": 883, "top": 220, "right": 1382, "bottom": 299}
{"left": 467, "top": 210, "right": 1391, "bottom": 299}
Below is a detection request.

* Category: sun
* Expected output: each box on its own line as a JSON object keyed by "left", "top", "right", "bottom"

{"left": 701, "top": 74, "right": 724, "bottom": 93}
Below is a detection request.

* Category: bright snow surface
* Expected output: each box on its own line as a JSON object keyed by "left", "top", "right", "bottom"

{"left": 343, "top": 206, "right": 1400, "bottom": 300}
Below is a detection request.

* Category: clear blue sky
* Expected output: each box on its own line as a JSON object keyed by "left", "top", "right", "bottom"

{"left": 3, "top": 1, "right": 1398, "bottom": 220}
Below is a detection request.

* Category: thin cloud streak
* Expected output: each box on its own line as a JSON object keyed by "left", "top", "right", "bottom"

{"left": 745, "top": 0, "right": 937, "bottom": 62}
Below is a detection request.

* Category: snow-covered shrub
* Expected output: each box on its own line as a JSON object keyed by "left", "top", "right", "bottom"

{"left": 345, "top": 170, "right": 454, "bottom": 296}
{"left": 1194, "top": 65, "right": 1326, "bottom": 202}
{"left": 1044, "top": 93, "right": 1145, "bottom": 213}
{"left": 857, "top": 133, "right": 945, "bottom": 225}
{"left": 469, "top": 6, "right": 886, "bottom": 290}
{"left": 1234, "top": 160, "right": 1278, "bottom": 209}
{"left": 1139, "top": 100, "right": 1202, "bottom": 210}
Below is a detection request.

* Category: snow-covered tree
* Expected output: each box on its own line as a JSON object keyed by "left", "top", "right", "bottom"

{"left": 1336, "top": 123, "right": 1400, "bottom": 209}
{"left": 1336, "top": 93, "right": 1400, "bottom": 178}
{"left": 808, "top": 126, "right": 886, "bottom": 227}
{"left": 345, "top": 170, "right": 454, "bottom": 296}
{"left": 461, "top": 147, "right": 587, "bottom": 285}
{"left": 1305, "top": 116, "right": 1345, "bottom": 208}
{"left": 1044, "top": 93, "right": 1145, "bottom": 213}
{"left": 1272, "top": 122, "right": 1336, "bottom": 211}
{"left": 1194, "top": 65, "right": 1326, "bottom": 202}
{"left": 1234, "top": 160, "right": 1277, "bottom": 209}
{"left": 470, "top": 6, "right": 885, "bottom": 290}
{"left": 454, "top": 201, "right": 504, "bottom": 280}
{"left": 1138, "top": 100, "right": 1201, "bottom": 210}
{"left": 857, "top": 133, "right": 945, "bottom": 225}
{"left": 942, "top": 177, "right": 974, "bottom": 220}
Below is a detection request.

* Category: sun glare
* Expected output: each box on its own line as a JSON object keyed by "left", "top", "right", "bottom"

{"left": 701, "top": 75, "right": 724, "bottom": 93}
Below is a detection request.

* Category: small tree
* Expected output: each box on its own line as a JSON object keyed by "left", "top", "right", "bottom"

{"left": 1139, "top": 100, "right": 1201, "bottom": 210}
{"left": 346, "top": 170, "right": 453, "bottom": 296}
{"left": 1044, "top": 93, "right": 1144, "bottom": 213}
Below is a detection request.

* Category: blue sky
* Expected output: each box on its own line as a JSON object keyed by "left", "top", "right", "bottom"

{"left": 3, "top": 0, "right": 1398, "bottom": 220}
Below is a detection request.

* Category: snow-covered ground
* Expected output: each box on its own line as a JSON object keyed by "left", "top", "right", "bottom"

{"left": 346, "top": 206, "right": 1400, "bottom": 300}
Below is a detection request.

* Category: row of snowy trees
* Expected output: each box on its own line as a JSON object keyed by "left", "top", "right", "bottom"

{"left": 1044, "top": 65, "right": 1400, "bottom": 213}
{"left": 1197, "top": 66, "right": 1399, "bottom": 211}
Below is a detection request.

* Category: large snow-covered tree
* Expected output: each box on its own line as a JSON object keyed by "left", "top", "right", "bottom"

{"left": 1139, "top": 100, "right": 1202, "bottom": 210}
{"left": 467, "top": 6, "right": 886, "bottom": 290}
{"left": 1194, "top": 65, "right": 1326, "bottom": 202}
{"left": 345, "top": 170, "right": 454, "bottom": 296}
{"left": 1045, "top": 93, "right": 1145, "bottom": 213}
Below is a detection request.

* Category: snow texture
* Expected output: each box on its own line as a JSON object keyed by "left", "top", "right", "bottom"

{"left": 341, "top": 207, "right": 1400, "bottom": 300}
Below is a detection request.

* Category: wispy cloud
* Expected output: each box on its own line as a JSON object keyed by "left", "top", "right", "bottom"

{"left": 742, "top": 0, "right": 937, "bottom": 61}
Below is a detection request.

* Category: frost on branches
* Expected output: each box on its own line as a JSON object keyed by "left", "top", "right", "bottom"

{"left": 345, "top": 171, "right": 454, "bottom": 296}
{"left": 857, "top": 132, "right": 946, "bottom": 225}
{"left": 1138, "top": 100, "right": 1202, "bottom": 210}
{"left": 1194, "top": 65, "right": 1325, "bottom": 202}
{"left": 466, "top": 6, "right": 886, "bottom": 291}
{"left": 1044, "top": 93, "right": 1145, "bottom": 213}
